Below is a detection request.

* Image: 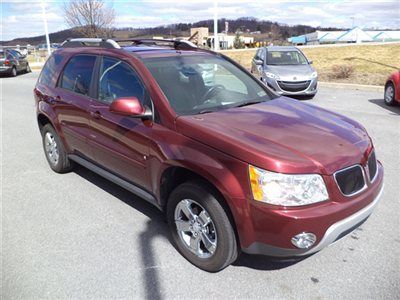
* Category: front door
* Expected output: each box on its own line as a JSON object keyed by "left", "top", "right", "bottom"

{"left": 89, "top": 56, "right": 152, "bottom": 191}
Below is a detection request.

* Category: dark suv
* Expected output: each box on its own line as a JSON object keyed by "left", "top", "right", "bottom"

{"left": 34, "top": 38, "right": 384, "bottom": 272}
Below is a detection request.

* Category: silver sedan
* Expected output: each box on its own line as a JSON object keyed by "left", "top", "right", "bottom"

{"left": 251, "top": 46, "right": 318, "bottom": 97}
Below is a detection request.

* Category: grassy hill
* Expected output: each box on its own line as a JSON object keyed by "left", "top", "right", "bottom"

{"left": 223, "top": 43, "right": 400, "bottom": 85}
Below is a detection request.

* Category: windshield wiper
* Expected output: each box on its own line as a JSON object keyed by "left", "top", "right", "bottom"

{"left": 234, "top": 99, "right": 265, "bottom": 108}
{"left": 198, "top": 109, "right": 217, "bottom": 114}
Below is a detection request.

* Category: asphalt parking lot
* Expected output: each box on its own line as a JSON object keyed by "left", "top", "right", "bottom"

{"left": 2, "top": 72, "right": 399, "bottom": 299}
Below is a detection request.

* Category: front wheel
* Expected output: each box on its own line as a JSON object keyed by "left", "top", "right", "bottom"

{"left": 384, "top": 82, "right": 396, "bottom": 106}
{"left": 167, "top": 181, "right": 238, "bottom": 272}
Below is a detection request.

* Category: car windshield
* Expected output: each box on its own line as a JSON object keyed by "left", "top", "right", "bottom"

{"left": 143, "top": 54, "right": 274, "bottom": 115}
{"left": 267, "top": 50, "right": 308, "bottom": 65}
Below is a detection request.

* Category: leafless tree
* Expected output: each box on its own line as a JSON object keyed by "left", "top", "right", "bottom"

{"left": 63, "top": 0, "right": 115, "bottom": 38}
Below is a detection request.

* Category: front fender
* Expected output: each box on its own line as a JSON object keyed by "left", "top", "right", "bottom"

{"left": 147, "top": 129, "right": 251, "bottom": 245}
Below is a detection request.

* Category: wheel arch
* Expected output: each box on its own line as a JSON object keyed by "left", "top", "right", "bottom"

{"left": 159, "top": 165, "right": 241, "bottom": 249}
{"left": 37, "top": 112, "right": 53, "bottom": 131}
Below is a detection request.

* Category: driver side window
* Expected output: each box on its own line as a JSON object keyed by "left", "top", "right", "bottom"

{"left": 98, "top": 57, "right": 145, "bottom": 105}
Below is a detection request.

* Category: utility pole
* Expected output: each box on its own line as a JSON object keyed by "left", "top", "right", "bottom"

{"left": 350, "top": 17, "right": 355, "bottom": 28}
{"left": 41, "top": 0, "right": 51, "bottom": 57}
{"left": 213, "top": 0, "right": 219, "bottom": 51}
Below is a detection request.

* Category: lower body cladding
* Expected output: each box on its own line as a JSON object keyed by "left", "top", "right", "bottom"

{"left": 263, "top": 76, "right": 318, "bottom": 96}
{"left": 241, "top": 162, "right": 384, "bottom": 257}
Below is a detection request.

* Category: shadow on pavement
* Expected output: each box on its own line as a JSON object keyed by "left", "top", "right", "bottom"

{"left": 233, "top": 253, "right": 304, "bottom": 271}
{"left": 73, "top": 165, "right": 301, "bottom": 279}
{"left": 368, "top": 99, "right": 400, "bottom": 115}
{"left": 290, "top": 95, "right": 316, "bottom": 101}
{"left": 74, "top": 165, "right": 166, "bottom": 300}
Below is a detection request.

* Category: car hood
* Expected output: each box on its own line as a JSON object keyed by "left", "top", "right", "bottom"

{"left": 266, "top": 64, "right": 314, "bottom": 81}
{"left": 176, "top": 97, "right": 371, "bottom": 175}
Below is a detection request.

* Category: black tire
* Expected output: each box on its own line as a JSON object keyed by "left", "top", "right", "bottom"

{"left": 10, "top": 66, "right": 17, "bottom": 77}
{"left": 384, "top": 82, "right": 396, "bottom": 106}
{"left": 167, "top": 180, "right": 238, "bottom": 272}
{"left": 41, "top": 124, "right": 73, "bottom": 173}
{"left": 26, "top": 64, "right": 31, "bottom": 73}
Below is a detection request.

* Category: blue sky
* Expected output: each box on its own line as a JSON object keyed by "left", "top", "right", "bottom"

{"left": 1, "top": 0, "right": 399, "bottom": 41}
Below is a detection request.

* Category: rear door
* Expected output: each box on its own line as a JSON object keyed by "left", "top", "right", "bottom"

{"left": 88, "top": 56, "right": 152, "bottom": 190}
{"left": 16, "top": 50, "right": 28, "bottom": 71}
{"left": 9, "top": 50, "right": 24, "bottom": 72}
{"left": 53, "top": 54, "right": 98, "bottom": 159}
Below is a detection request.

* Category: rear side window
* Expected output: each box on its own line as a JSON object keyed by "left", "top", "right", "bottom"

{"left": 98, "top": 57, "right": 145, "bottom": 104}
{"left": 6, "top": 51, "right": 16, "bottom": 60}
{"left": 39, "top": 53, "right": 63, "bottom": 86}
{"left": 60, "top": 55, "right": 96, "bottom": 96}
{"left": 10, "top": 50, "right": 20, "bottom": 58}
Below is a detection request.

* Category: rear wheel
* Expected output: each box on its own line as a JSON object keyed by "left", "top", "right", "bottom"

{"left": 384, "top": 82, "right": 396, "bottom": 106}
{"left": 41, "top": 124, "right": 73, "bottom": 173}
{"left": 10, "top": 66, "right": 17, "bottom": 77}
{"left": 26, "top": 64, "right": 31, "bottom": 73}
{"left": 167, "top": 181, "right": 238, "bottom": 272}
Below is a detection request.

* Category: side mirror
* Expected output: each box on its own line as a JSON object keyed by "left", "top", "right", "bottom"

{"left": 109, "top": 97, "right": 152, "bottom": 119}
{"left": 308, "top": 60, "right": 313, "bottom": 64}
{"left": 254, "top": 59, "right": 264, "bottom": 65}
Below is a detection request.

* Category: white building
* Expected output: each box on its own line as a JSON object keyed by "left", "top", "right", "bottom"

{"left": 207, "top": 33, "right": 254, "bottom": 49}
{"left": 289, "top": 27, "right": 400, "bottom": 45}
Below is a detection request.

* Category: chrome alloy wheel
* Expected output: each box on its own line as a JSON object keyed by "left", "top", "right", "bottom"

{"left": 174, "top": 199, "right": 217, "bottom": 258}
{"left": 385, "top": 85, "right": 394, "bottom": 103}
{"left": 44, "top": 132, "right": 59, "bottom": 165}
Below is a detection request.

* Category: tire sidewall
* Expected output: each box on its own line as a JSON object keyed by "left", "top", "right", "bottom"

{"left": 167, "top": 182, "right": 237, "bottom": 272}
{"left": 11, "top": 67, "right": 17, "bottom": 77}
{"left": 41, "top": 124, "right": 68, "bottom": 173}
{"left": 384, "top": 83, "right": 395, "bottom": 105}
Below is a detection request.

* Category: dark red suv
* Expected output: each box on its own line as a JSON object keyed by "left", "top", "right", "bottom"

{"left": 34, "top": 38, "right": 384, "bottom": 272}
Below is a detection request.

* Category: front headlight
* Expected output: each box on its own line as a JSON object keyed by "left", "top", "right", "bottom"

{"left": 311, "top": 71, "right": 318, "bottom": 78}
{"left": 249, "top": 165, "right": 328, "bottom": 206}
{"left": 265, "top": 72, "right": 280, "bottom": 80}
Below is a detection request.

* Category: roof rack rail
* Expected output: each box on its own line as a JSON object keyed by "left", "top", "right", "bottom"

{"left": 61, "top": 38, "right": 121, "bottom": 49}
{"left": 116, "top": 38, "right": 197, "bottom": 50}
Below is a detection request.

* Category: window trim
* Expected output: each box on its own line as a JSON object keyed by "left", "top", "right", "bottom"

{"left": 93, "top": 55, "right": 148, "bottom": 106}
{"left": 57, "top": 54, "right": 99, "bottom": 99}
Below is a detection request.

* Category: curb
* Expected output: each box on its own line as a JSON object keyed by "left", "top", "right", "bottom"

{"left": 319, "top": 81, "right": 384, "bottom": 92}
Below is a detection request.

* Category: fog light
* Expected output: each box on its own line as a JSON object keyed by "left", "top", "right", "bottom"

{"left": 291, "top": 232, "right": 317, "bottom": 249}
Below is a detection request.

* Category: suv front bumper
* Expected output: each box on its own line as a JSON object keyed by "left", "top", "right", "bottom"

{"left": 240, "top": 162, "right": 384, "bottom": 257}
{"left": 263, "top": 76, "right": 318, "bottom": 96}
